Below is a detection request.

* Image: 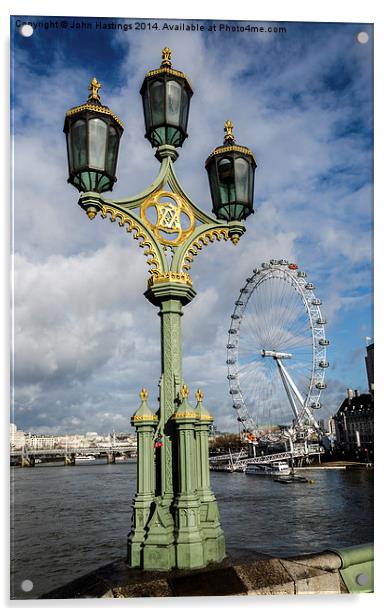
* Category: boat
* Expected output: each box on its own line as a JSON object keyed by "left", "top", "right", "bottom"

{"left": 274, "top": 475, "right": 311, "bottom": 484}
{"left": 114, "top": 455, "right": 127, "bottom": 462}
{"left": 74, "top": 454, "right": 96, "bottom": 462}
{"left": 245, "top": 461, "right": 291, "bottom": 476}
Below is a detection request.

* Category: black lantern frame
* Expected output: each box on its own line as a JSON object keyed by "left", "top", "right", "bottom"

{"left": 64, "top": 97, "right": 123, "bottom": 193}
{"left": 140, "top": 58, "right": 193, "bottom": 149}
{"left": 205, "top": 140, "right": 256, "bottom": 222}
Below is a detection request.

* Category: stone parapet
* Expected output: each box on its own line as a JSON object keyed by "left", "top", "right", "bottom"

{"left": 40, "top": 545, "right": 373, "bottom": 599}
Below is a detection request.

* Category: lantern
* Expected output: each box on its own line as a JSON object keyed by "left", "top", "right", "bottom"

{"left": 140, "top": 47, "right": 193, "bottom": 148}
{"left": 205, "top": 120, "right": 256, "bottom": 222}
{"left": 64, "top": 77, "right": 124, "bottom": 193}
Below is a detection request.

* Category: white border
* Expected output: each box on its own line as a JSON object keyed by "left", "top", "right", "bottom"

{"left": 2, "top": 1, "right": 386, "bottom": 613}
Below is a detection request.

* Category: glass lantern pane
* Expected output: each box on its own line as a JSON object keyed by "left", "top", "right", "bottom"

{"left": 248, "top": 161, "right": 254, "bottom": 206}
{"left": 71, "top": 119, "right": 87, "bottom": 169}
{"left": 180, "top": 88, "right": 189, "bottom": 128}
{"left": 66, "top": 133, "right": 73, "bottom": 169}
{"left": 166, "top": 80, "right": 181, "bottom": 126}
{"left": 142, "top": 92, "right": 151, "bottom": 132}
{"left": 88, "top": 118, "right": 107, "bottom": 170}
{"left": 150, "top": 81, "right": 165, "bottom": 126}
{"left": 209, "top": 161, "right": 220, "bottom": 206}
{"left": 107, "top": 126, "right": 118, "bottom": 176}
{"left": 218, "top": 158, "right": 235, "bottom": 204}
{"left": 235, "top": 157, "right": 249, "bottom": 203}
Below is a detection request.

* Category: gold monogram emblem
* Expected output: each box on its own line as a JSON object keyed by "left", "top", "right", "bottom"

{"left": 140, "top": 190, "right": 196, "bottom": 246}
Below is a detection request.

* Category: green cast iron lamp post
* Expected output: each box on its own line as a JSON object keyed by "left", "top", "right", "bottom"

{"left": 64, "top": 48, "right": 256, "bottom": 571}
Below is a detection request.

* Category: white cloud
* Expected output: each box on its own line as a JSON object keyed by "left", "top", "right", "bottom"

{"left": 11, "top": 21, "right": 373, "bottom": 434}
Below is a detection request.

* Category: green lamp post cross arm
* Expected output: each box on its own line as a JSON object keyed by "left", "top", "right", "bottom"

{"left": 171, "top": 219, "right": 245, "bottom": 274}
{"left": 78, "top": 192, "right": 169, "bottom": 276}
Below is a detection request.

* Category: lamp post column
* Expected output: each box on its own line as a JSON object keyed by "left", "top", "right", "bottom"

{"left": 141, "top": 281, "right": 196, "bottom": 570}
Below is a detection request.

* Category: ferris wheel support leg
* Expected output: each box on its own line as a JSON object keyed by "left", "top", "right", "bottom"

{"left": 275, "top": 359, "right": 303, "bottom": 426}
{"left": 276, "top": 359, "right": 320, "bottom": 431}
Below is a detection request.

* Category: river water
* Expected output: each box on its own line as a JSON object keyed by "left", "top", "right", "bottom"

{"left": 10, "top": 461, "right": 373, "bottom": 599}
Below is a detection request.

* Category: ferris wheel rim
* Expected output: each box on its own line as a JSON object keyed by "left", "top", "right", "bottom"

{"left": 227, "top": 261, "right": 328, "bottom": 437}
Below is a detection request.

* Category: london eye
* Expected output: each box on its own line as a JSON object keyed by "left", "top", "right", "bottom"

{"left": 226, "top": 260, "right": 329, "bottom": 445}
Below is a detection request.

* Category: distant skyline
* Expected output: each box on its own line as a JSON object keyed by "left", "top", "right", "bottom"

{"left": 11, "top": 16, "right": 373, "bottom": 435}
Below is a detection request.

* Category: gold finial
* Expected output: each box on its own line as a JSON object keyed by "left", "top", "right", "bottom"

{"left": 140, "top": 388, "right": 148, "bottom": 401}
{"left": 88, "top": 77, "right": 101, "bottom": 101}
{"left": 196, "top": 388, "right": 204, "bottom": 402}
{"left": 161, "top": 47, "right": 172, "bottom": 68}
{"left": 181, "top": 384, "right": 189, "bottom": 399}
{"left": 86, "top": 207, "right": 97, "bottom": 220}
{"left": 224, "top": 120, "right": 235, "bottom": 144}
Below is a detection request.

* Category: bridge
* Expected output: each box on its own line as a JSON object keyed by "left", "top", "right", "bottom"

{"left": 10, "top": 444, "right": 137, "bottom": 467}
{"left": 209, "top": 444, "right": 323, "bottom": 472}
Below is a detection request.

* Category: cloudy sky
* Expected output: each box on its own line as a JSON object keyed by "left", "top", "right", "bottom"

{"left": 10, "top": 16, "right": 373, "bottom": 435}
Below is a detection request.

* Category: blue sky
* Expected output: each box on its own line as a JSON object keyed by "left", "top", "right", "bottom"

{"left": 10, "top": 16, "right": 373, "bottom": 435}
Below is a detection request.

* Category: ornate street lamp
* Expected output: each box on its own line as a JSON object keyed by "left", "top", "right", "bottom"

{"left": 140, "top": 47, "right": 193, "bottom": 149}
{"left": 64, "top": 77, "right": 124, "bottom": 194}
{"left": 64, "top": 49, "right": 256, "bottom": 572}
{"left": 205, "top": 120, "right": 256, "bottom": 222}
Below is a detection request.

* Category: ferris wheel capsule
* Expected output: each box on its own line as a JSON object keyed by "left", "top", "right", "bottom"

{"left": 305, "top": 283, "right": 315, "bottom": 290}
{"left": 261, "top": 262, "right": 270, "bottom": 269}
{"left": 288, "top": 263, "right": 298, "bottom": 270}
{"left": 319, "top": 360, "right": 329, "bottom": 368}
{"left": 312, "top": 298, "right": 322, "bottom": 305}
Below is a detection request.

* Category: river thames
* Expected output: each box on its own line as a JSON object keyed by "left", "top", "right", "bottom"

{"left": 10, "top": 461, "right": 373, "bottom": 599}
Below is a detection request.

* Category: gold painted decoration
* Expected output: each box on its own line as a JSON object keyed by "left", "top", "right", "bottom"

{"left": 161, "top": 47, "right": 172, "bottom": 67}
{"left": 147, "top": 271, "right": 193, "bottom": 288}
{"left": 99, "top": 203, "right": 162, "bottom": 276}
{"left": 196, "top": 388, "right": 204, "bottom": 402}
{"left": 86, "top": 207, "right": 97, "bottom": 220}
{"left": 224, "top": 120, "right": 235, "bottom": 144}
{"left": 205, "top": 144, "right": 256, "bottom": 165}
{"left": 199, "top": 414, "right": 214, "bottom": 422}
{"left": 66, "top": 103, "right": 124, "bottom": 128}
{"left": 88, "top": 77, "right": 102, "bottom": 101}
{"left": 140, "top": 190, "right": 196, "bottom": 247}
{"left": 181, "top": 384, "right": 189, "bottom": 399}
{"left": 140, "top": 388, "right": 148, "bottom": 401}
{"left": 133, "top": 414, "right": 158, "bottom": 422}
{"left": 174, "top": 411, "right": 199, "bottom": 420}
{"left": 181, "top": 228, "right": 231, "bottom": 271}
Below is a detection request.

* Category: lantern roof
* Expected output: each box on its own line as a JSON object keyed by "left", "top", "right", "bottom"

{"left": 205, "top": 120, "right": 256, "bottom": 166}
{"left": 143, "top": 48, "right": 193, "bottom": 93}
{"left": 65, "top": 77, "right": 124, "bottom": 129}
